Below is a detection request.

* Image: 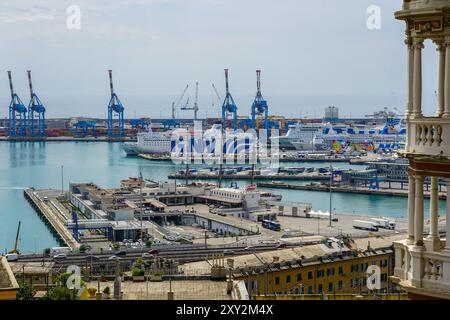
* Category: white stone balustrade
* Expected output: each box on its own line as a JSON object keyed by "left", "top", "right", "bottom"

{"left": 406, "top": 117, "right": 450, "bottom": 156}
{"left": 394, "top": 240, "right": 450, "bottom": 293}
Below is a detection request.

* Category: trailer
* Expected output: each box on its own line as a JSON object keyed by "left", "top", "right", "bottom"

{"left": 353, "top": 220, "right": 378, "bottom": 231}
{"left": 371, "top": 218, "right": 396, "bottom": 230}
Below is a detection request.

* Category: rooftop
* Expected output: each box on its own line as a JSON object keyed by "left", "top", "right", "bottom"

{"left": 180, "top": 234, "right": 405, "bottom": 276}
{"left": 86, "top": 280, "right": 233, "bottom": 300}
{"left": 0, "top": 257, "right": 19, "bottom": 292}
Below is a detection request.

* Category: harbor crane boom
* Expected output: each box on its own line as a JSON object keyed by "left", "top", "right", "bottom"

{"left": 221, "top": 69, "right": 238, "bottom": 131}
{"left": 107, "top": 70, "right": 125, "bottom": 137}
{"left": 172, "top": 84, "right": 189, "bottom": 119}
{"left": 27, "top": 70, "right": 46, "bottom": 137}
{"left": 251, "top": 69, "right": 269, "bottom": 130}
{"left": 9, "top": 221, "right": 21, "bottom": 254}
{"left": 7, "top": 71, "right": 27, "bottom": 137}
{"left": 180, "top": 82, "right": 199, "bottom": 120}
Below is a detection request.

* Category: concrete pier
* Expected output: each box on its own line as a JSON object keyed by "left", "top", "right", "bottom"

{"left": 24, "top": 189, "right": 79, "bottom": 249}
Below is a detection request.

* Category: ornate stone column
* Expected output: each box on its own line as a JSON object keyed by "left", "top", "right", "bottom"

{"left": 436, "top": 40, "right": 446, "bottom": 116}
{"left": 444, "top": 37, "right": 450, "bottom": 118}
{"left": 413, "top": 38, "right": 424, "bottom": 117}
{"left": 414, "top": 175, "right": 424, "bottom": 246}
{"left": 425, "top": 176, "right": 440, "bottom": 251}
{"left": 406, "top": 36, "right": 415, "bottom": 117}
{"left": 407, "top": 175, "right": 416, "bottom": 244}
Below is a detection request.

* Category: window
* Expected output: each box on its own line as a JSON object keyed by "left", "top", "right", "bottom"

{"left": 318, "top": 284, "right": 323, "bottom": 294}
{"left": 275, "top": 277, "right": 280, "bottom": 285}
{"left": 308, "top": 271, "right": 313, "bottom": 280}
{"left": 317, "top": 270, "right": 325, "bottom": 278}
{"left": 338, "top": 280, "right": 343, "bottom": 290}
{"left": 328, "top": 282, "right": 333, "bottom": 292}
{"left": 338, "top": 266, "right": 343, "bottom": 275}
{"left": 308, "top": 286, "right": 313, "bottom": 294}
{"left": 297, "top": 273, "right": 302, "bottom": 282}
{"left": 286, "top": 275, "right": 291, "bottom": 283}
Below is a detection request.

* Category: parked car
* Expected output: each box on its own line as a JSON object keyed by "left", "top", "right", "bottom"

{"left": 147, "top": 249, "right": 159, "bottom": 255}
{"left": 115, "top": 250, "right": 127, "bottom": 256}
{"left": 142, "top": 253, "right": 155, "bottom": 259}
{"left": 244, "top": 246, "right": 254, "bottom": 251}
{"left": 53, "top": 253, "right": 67, "bottom": 260}
{"left": 223, "top": 249, "right": 235, "bottom": 256}
{"left": 85, "top": 255, "right": 100, "bottom": 261}
{"left": 276, "top": 243, "right": 287, "bottom": 249}
{"left": 108, "top": 255, "right": 119, "bottom": 261}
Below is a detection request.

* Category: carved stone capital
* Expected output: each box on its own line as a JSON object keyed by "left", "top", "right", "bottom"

{"left": 413, "top": 38, "right": 425, "bottom": 50}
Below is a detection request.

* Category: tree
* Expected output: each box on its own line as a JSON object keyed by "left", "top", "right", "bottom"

{"left": 16, "top": 282, "right": 35, "bottom": 300}
{"left": 42, "top": 272, "right": 85, "bottom": 300}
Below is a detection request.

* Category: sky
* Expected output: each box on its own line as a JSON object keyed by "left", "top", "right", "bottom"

{"left": 0, "top": 0, "right": 440, "bottom": 118}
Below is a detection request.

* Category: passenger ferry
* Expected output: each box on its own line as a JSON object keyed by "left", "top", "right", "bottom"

{"left": 123, "top": 124, "right": 256, "bottom": 156}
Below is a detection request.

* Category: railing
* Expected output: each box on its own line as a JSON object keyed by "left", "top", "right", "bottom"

{"left": 393, "top": 240, "right": 450, "bottom": 292}
{"left": 406, "top": 117, "right": 450, "bottom": 157}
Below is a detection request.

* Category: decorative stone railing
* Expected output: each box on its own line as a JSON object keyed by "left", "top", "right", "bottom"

{"left": 421, "top": 251, "right": 450, "bottom": 291}
{"left": 405, "top": 117, "right": 450, "bottom": 157}
{"left": 393, "top": 240, "right": 450, "bottom": 292}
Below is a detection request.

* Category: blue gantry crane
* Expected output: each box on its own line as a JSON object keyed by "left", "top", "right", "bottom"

{"left": 130, "top": 119, "right": 149, "bottom": 130}
{"left": 26, "top": 70, "right": 46, "bottom": 137}
{"left": 221, "top": 69, "right": 238, "bottom": 131}
{"left": 74, "top": 120, "right": 96, "bottom": 137}
{"left": 251, "top": 70, "right": 269, "bottom": 130}
{"left": 107, "top": 70, "right": 125, "bottom": 137}
{"left": 7, "top": 71, "right": 27, "bottom": 137}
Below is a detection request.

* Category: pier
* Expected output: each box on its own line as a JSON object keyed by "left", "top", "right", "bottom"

{"left": 256, "top": 182, "right": 448, "bottom": 200}
{"left": 23, "top": 188, "right": 79, "bottom": 249}
{"left": 168, "top": 172, "right": 331, "bottom": 181}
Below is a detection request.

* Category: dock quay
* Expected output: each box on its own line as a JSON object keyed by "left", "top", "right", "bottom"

{"left": 23, "top": 188, "right": 80, "bottom": 249}
{"left": 256, "top": 182, "right": 448, "bottom": 200}
{"left": 0, "top": 136, "right": 135, "bottom": 142}
{"left": 168, "top": 172, "right": 331, "bottom": 181}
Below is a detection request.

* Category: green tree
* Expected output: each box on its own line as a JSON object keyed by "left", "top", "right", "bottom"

{"left": 16, "top": 282, "right": 36, "bottom": 300}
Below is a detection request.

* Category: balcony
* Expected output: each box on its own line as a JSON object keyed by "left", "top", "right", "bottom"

{"left": 404, "top": 117, "right": 450, "bottom": 158}
{"left": 393, "top": 240, "right": 450, "bottom": 299}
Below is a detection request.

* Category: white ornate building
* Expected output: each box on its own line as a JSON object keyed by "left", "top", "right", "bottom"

{"left": 392, "top": 0, "right": 450, "bottom": 299}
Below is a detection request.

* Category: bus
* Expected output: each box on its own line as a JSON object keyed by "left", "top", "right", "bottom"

{"left": 262, "top": 220, "right": 281, "bottom": 231}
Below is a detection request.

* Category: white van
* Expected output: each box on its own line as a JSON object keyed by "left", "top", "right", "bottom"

{"left": 5, "top": 253, "right": 19, "bottom": 262}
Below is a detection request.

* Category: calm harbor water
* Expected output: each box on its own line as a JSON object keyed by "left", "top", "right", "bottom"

{"left": 0, "top": 142, "right": 445, "bottom": 253}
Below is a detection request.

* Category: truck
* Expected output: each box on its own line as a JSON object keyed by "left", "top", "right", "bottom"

{"left": 353, "top": 220, "right": 379, "bottom": 232}
{"left": 50, "top": 247, "right": 72, "bottom": 256}
{"left": 371, "top": 218, "right": 396, "bottom": 230}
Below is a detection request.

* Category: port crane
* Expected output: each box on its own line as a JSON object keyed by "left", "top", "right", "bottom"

{"left": 221, "top": 69, "right": 238, "bottom": 131}
{"left": 107, "top": 70, "right": 125, "bottom": 137}
{"left": 7, "top": 71, "right": 27, "bottom": 137}
{"left": 27, "top": 70, "right": 46, "bottom": 137}
{"left": 180, "top": 82, "right": 199, "bottom": 120}
{"left": 211, "top": 83, "right": 222, "bottom": 111}
{"left": 9, "top": 221, "right": 21, "bottom": 254}
{"left": 171, "top": 84, "right": 189, "bottom": 119}
{"left": 251, "top": 70, "right": 269, "bottom": 130}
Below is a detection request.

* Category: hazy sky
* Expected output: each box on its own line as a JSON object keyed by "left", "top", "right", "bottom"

{"left": 0, "top": 0, "right": 440, "bottom": 118}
